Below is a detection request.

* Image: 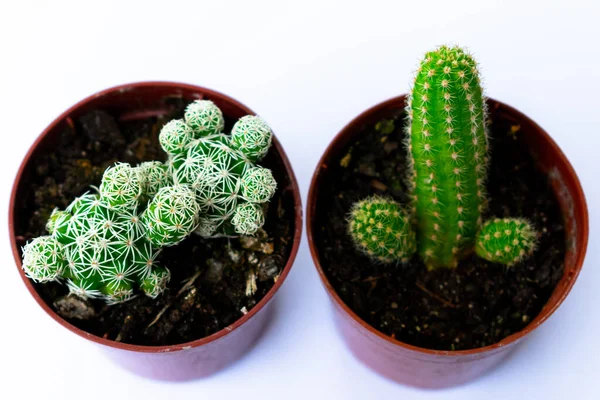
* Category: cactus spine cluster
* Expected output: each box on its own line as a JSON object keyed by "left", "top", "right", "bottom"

{"left": 348, "top": 197, "right": 416, "bottom": 263}
{"left": 348, "top": 45, "right": 538, "bottom": 269}
{"left": 475, "top": 218, "right": 537, "bottom": 265}
{"left": 22, "top": 100, "right": 278, "bottom": 304}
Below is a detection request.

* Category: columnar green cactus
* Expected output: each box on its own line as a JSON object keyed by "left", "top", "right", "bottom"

{"left": 160, "top": 102, "right": 277, "bottom": 237}
{"left": 406, "top": 45, "right": 489, "bottom": 269}
{"left": 475, "top": 218, "right": 537, "bottom": 265}
{"left": 22, "top": 162, "right": 197, "bottom": 304}
{"left": 348, "top": 197, "right": 416, "bottom": 263}
{"left": 348, "top": 45, "right": 538, "bottom": 270}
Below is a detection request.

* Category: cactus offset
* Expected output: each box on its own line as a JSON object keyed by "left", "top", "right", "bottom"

{"left": 348, "top": 197, "right": 416, "bottom": 263}
{"left": 406, "top": 45, "right": 489, "bottom": 269}
{"left": 475, "top": 218, "right": 537, "bottom": 265}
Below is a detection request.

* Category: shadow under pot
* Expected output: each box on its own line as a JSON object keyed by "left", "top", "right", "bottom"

{"left": 306, "top": 95, "right": 588, "bottom": 388}
{"left": 9, "top": 81, "right": 302, "bottom": 381}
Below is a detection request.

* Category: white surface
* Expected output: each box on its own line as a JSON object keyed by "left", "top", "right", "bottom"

{"left": 0, "top": 1, "right": 598, "bottom": 398}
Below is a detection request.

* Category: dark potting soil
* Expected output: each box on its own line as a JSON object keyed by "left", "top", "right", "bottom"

{"left": 314, "top": 102, "right": 565, "bottom": 351}
{"left": 15, "top": 97, "right": 294, "bottom": 346}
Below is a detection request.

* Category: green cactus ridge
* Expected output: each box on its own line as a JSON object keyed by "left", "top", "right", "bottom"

{"left": 406, "top": 45, "right": 489, "bottom": 269}
{"left": 348, "top": 197, "right": 417, "bottom": 263}
{"left": 475, "top": 218, "right": 537, "bottom": 265}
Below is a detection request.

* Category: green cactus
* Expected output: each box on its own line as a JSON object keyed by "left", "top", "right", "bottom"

{"left": 475, "top": 218, "right": 537, "bottom": 265}
{"left": 348, "top": 197, "right": 416, "bottom": 263}
{"left": 138, "top": 161, "right": 171, "bottom": 202}
{"left": 159, "top": 119, "right": 194, "bottom": 155}
{"left": 22, "top": 236, "right": 67, "bottom": 283}
{"left": 22, "top": 101, "right": 279, "bottom": 303}
{"left": 348, "top": 45, "right": 538, "bottom": 270}
{"left": 99, "top": 162, "right": 142, "bottom": 209}
{"left": 161, "top": 103, "right": 277, "bottom": 237}
{"left": 230, "top": 115, "right": 273, "bottom": 162}
{"left": 21, "top": 163, "right": 198, "bottom": 304}
{"left": 141, "top": 185, "right": 200, "bottom": 246}
{"left": 405, "top": 45, "right": 489, "bottom": 269}
{"left": 184, "top": 100, "right": 225, "bottom": 137}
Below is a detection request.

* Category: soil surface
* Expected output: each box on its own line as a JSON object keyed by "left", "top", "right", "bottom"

{"left": 315, "top": 104, "right": 565, "bottom": 351}
{"left": 15, "top": 97, "right": 294, "bottom": 346}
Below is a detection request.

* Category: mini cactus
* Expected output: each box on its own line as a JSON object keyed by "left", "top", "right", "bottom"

{"left": 348, "top": 45, "right": 538, "bottom": 271}
{"left": 159, "top": 119, "right": 194, "bottom": 155}
{"left": 22, "top": 101, "right": 279, "bottom": 304}
{"left": 475, "top": 218, "right": 537, "bottom": 265}
{"left": 161, "top": 103, "right": 277, "bottom": 237}
{"left": 184, "top": 100, "right": 225, "bottom": 137}
{"left": 22, "top": 236, "right": 67, "bottom": 283}
{"left": 20, "top": 162, "right": 196, "bottom": 304}
{"left": 138, "top": 161, "right": 171, "bottom": 202}
{"left": 406, "top": 45, "right": 489, "bottom": 269}
{"left": 348, "top": 197, "right": 416, "bottom": 263}
{"left": 231, "top": 203, "right": 265, "bottom": 235}
{"left": 99, "top": 163, "right": 142, "bottom": 209}
{"left": 141, "top": 185, "right": 200, "bottom": 246}
{"left": 230, "top": 115, "right": 273, "bottom": 162}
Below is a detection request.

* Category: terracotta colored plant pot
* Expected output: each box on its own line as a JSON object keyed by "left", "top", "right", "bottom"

{"left": 306, "top": 95, "right": 588, "bottom": 389}
{"left": 9, "top": 81, "right": 302, "bottom": 381}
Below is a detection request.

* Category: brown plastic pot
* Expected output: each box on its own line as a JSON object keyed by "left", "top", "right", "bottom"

{"left": 306, "top": 95, "right": 588, "bottom": 389}
{"left": 9, "top": 81, "right": 302, "bottom": 381}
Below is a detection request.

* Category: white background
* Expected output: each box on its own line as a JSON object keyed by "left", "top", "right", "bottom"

{"left": 0, "top": 1, "right": 598, "bottom": 399}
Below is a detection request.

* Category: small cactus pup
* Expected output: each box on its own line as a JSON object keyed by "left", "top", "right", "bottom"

{"left": 159, "top": 100, "right": 277, "bottom": 237}
{"left": 348, "top": 197, "right": 416, "bottom": 263}
{"left": 475, "top": 218, "right": 537, "bottom": 265}
{"left": 21, "top": 162, "right": 198, "bottom": 304}
{"left": 406, "top": 45, "right": 489, "bottom": 269}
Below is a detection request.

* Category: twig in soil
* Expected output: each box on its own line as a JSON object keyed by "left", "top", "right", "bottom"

{"left": 415, "top": 281, "right": 457, "bottom": 309}
{"left": 146, "top": 304, "right": 171, "bottom": 330}
{"left": 115, "top": 315, "right": 133, "bottom": 342}
{"left": 371, "top": 180, "right": 388, "bottom": 191}
{"left": 146, "top": 269, "right": 203, "bottom": 330}
{"left": 177, "top": 269, "right": 202, "bottom": 296}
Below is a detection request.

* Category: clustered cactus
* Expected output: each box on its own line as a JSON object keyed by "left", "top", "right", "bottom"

{"left": 348, "top": 45, "right": 537, "bottom": 269}
{"left": 22, "top": 100, "right": 277, "bottom": 304}
{"left": 163, "top": 101, "right": 276, "bottom": 237}
{"left": 23, "top": 163, "right": 185, "bottom": 304}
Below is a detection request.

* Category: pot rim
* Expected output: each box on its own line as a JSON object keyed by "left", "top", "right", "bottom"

{"left": 9, "top": 81, "right": 303, "bottom": 354}
{"left": 306, "top": 94, "right": 588, "bottom": 357}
